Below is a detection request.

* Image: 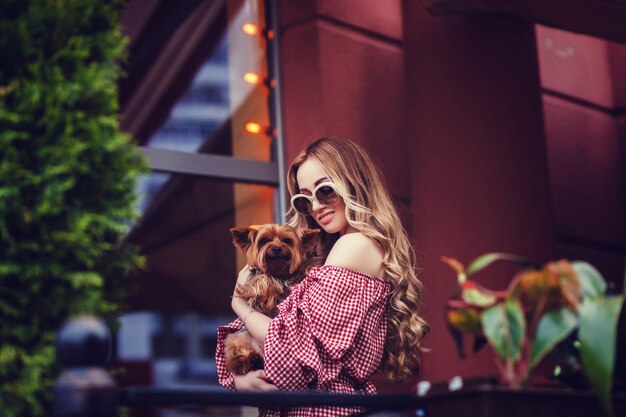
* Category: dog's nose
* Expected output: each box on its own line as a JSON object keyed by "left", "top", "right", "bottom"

{"left": 271, "top": 246, "right": 281, "bottom": 255}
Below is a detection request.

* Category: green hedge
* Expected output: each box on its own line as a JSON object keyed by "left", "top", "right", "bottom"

{"left": 0, "top": 1, "right": 145, "bottom": 415}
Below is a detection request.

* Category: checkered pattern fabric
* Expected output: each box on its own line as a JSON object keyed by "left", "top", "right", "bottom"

{"left": 216, "top": 265, "right": 390, "bottom": 417}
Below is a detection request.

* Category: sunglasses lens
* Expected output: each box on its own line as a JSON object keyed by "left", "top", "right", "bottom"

{"left": 316, "top": 185, "right": 338, "bottom": 206}
{"left": 292, "top": 196, "right": 312, "bottom": 215}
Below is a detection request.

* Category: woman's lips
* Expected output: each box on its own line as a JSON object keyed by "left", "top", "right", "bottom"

{"left": 317, "top": 211, "right": 334, "bottom": 225}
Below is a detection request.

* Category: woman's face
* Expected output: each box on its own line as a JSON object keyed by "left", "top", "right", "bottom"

{"left": 295, "top": 158, "right": 354, "bottom": 235}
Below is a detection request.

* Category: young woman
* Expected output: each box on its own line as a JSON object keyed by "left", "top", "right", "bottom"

{"left": 216, "top": 137, "right": 429, "bottom": 415}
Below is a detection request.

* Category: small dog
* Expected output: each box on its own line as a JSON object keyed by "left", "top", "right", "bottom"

{"left": 224, "top": 224, "right": 320, "bottom": 375}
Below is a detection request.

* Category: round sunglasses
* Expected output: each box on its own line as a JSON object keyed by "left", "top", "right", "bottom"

{"left": 290, "top": 182, "right": 340, "bottom": 216}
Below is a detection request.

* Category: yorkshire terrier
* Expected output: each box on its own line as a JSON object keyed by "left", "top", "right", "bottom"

{"left": 224, "top": 224, "right": 321, "bottom": 375}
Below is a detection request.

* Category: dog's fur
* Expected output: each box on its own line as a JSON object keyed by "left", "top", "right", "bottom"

{"left": 224, "top": 224, "right": 320, "bottom": 375}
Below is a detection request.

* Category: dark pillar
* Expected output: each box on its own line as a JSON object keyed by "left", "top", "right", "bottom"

{"left": 403, "top": 3, "right": 554, "bottom": 383}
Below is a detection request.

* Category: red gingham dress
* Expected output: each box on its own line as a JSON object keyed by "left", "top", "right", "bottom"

{"left": 216, "top": 265, "right": 391, "bottom": 417}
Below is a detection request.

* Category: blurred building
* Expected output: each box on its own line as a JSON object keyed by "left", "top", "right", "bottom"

{"left": 114, "top": 0, "right": 626, "bottom": 400}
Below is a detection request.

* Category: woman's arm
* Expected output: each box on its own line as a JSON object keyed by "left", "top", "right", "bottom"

{"left": 262, "top": 264, "right": 390, "bottom": 390}
{"left": 231, "top": 266, "right": 272, "bottom": 346}
{"left": 227, "top": 267, "right": 276, "bottom": 392}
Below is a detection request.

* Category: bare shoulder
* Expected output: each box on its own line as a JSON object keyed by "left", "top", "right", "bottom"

{"left": 325, "top": 233, "right": 384, "bottom": 279}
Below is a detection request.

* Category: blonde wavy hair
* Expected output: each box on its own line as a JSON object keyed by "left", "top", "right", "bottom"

{"left": 286, "top": 137, "right": 430, "bottom": 381}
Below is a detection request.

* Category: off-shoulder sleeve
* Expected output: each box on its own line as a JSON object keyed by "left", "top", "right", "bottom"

{"left": 263, "top": 266, "right": 389, "bottom": 391}
{"left": 215, "top": 318, "right": 244, "bottom": 390}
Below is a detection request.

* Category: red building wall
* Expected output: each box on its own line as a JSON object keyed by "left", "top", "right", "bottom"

{"left": 536, "top": 26, "right": 626, "bottom": 287}
{"left": 278, "top": 0, "right": 555, "bottom": 388}
{"left": 278, "top": 0, "right": 410, "bottom": 206}
{"left": 402, "top": 3, "right": 554, "bottom": 385}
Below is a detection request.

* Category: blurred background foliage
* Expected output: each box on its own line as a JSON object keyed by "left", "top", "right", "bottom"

{"left": 0, "top": 0, "right": 145, "bottom": 415}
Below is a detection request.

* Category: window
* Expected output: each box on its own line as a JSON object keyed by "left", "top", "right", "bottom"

{"left": 117, "top": 0, "right": 283, "bottom": 389}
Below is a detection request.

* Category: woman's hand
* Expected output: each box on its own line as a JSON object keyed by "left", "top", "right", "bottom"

{"left": 236, "top": 265, "right": 253, "bottom": 287}
{"left": 233, "top": 265, "right": 253, "bottom": 302}
{"left": 232, "top": 265, "right": 253, "bottom": 314}
{"left": 231, "top": 265, "right": 271, "bottom": 349}
{"left": 233, "top": 370, "right": 279, "bottom": 392}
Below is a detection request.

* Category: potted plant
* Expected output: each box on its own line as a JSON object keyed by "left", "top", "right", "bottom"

{"left": 443, "top": 253, "right": 625, "bottom": 416}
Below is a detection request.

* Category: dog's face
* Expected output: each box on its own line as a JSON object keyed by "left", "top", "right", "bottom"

{"left": 230, "top": 224, "right": 320, "bottom": 280}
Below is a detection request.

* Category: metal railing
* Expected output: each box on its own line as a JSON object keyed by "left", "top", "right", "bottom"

{"left": 120, "top": 387, "right": 424, "bottom": 410}
{"left": 56, "top": 316, "right": 624, "bottom": 417}
{"left": 53, "top": 316, "right": 424, "bottom": 416}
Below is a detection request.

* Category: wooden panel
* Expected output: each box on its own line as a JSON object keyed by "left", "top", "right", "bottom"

{"left": 424, "top": 0, "right": 626, "bottom": 44}
{"left": 317, "top": 0, "right": 403, "bottom": 41}
{"left": 543, "top": 94, "right": 626, "bottom": 248}
{"left": 536, "top": 25, "right": 626, "bottom": 109}
{"left": 279, "top": 0, "right": 402, "bottom": 41}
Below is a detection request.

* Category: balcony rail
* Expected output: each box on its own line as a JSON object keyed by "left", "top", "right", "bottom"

{"left": 53, "top": 316, "right": 425, "bottom": 416}
{"left": 53, "top": 316, "right": 626, "bottom": 417}
{"left": 120, "top": 386, "right": 425, "bottom": 410}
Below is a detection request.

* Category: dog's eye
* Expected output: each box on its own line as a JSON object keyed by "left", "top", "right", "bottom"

{"left": 259, "top": 238, "right": 270, "bottom": 245}
{"left": 282, "top": 238, "right": 293, "bottom": 245}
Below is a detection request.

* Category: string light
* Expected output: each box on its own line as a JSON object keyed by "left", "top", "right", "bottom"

{"left": 244, "top": 122, "right": 264, "bottom": 135}
{"left": 243, "top": 73, "right": 276, "bottom": 89}
{"left": 240, "top": 19, "right": 274, "bottom": 138}
{"left": 241, "top": 23, "right": 274, "bottom": 39}
{"left": 242, "top": 23, "right": 259, "bottom": 35}
{"left": 243, "top": 72, "right": 261, "bottom": 85}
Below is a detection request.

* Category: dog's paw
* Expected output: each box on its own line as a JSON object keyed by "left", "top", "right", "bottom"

{"left": 224, "top": 332, "right": 262, "bottom": 375}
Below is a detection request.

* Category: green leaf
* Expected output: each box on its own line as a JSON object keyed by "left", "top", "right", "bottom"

{"left": 67, "top": 272, "right": 103, "bottom": 289}
{"left": 462, "top": 286, "right": 497, "bottom": 307}
{"left": 441, "top": 256, "right": 466, "bottom": 284}
{"left": 466, "top": 253, "right": 531, "bottom": 277}
{"left": 572, "top": 261, "right": 607, "bottom": 297}
{"left": 579, "top": 295, "right": 624, "bottom": 416}
{"left": 0, "top": 1, "right": 146, "bottom": 414}
{"left": 482, "top": 299, "right": 526, "bottom": 360}
{"left": 530, "top": 308, "right": 578, "bottom": 368}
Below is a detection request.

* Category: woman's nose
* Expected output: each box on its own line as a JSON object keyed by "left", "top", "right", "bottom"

{"left": 311, "top": 199, "right": 324, "bottom": 212}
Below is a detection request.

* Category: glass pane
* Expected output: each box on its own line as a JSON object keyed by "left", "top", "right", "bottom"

{"left": 119, "top": 171, "right": 275, "bottom": 388}
{"left": 116, "top": 0, "right": 278, "bottom": 391}
{"left": 128, "top": 171, "right": 275, "bottom": 316}
{"left": 145, "top": 0, "right": 272, "bottom": 163}
{"left": 116, "top": 311, "right": 234, "bottom": 387}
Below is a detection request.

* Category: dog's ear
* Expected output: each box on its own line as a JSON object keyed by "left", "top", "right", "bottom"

{"left": 300, "top": 228, "right": 321, "bottom": 253}
{"left": 230, "top": 227, "right": 257, "bottom": 251}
